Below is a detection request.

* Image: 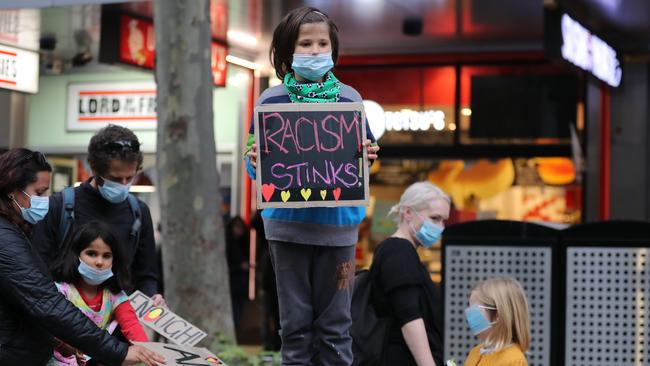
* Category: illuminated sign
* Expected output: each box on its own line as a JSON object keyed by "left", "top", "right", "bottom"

{"left": 0, "top": 44, "right": 38, "bottom": 93}
{"left": 385, "top": 110, "right": 446, "bottom": 132}
{"left": 0, "top": 9, "right": 40, "bottom": 51}
{"left": 67, "top": 81, "right": 157, "bottom": 131}
{"left": 560, "top": 13, "right": 622, "bottom": 87}
{"left": 118, "top": 15, "right": 227, "bottom": 86}
{"left": 363, "top": 100, "right": 447, "bottom": 140}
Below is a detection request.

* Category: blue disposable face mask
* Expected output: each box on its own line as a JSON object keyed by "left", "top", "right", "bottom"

{"left": 78, "top": 259, "right": 114, "bottom": 286}
{"left": 465, "top": 304, "right": 497, "bottom": 335}
{"left": 291, "top": 52, "right": 334, "bottom": 81}
{"left": 11, "top": 191, "right": 49, "bottom": 224}
{"left": 98, "top": 177, "right": 131, "bottom": 203}
{"left": 409, "top": 211, "right": 444, "bottom": 248}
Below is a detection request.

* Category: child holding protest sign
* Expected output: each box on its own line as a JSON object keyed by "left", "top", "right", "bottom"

{"left": 48, "top": 221, "right": 148, "bottom": 365}
{"left": 244, "top": 6, "right": 379, "bottom": 365}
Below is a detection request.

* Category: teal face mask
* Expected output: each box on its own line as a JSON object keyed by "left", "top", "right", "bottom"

{"left": 464, "top": 304, "right": 497, "bottom": 335}
{"left": 11, "top": 191, "right": 49, "bottom": 224}
{"left": 291, "top": 52, "right": 334, "bottom": 81}
{"left": 98, "top": 177, "right": 131, "bottom": 203}
{"left": 410, "top": 211, "right": 444, "bottom": 248}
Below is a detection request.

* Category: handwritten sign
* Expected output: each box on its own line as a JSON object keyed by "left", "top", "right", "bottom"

{"left": 254, "top": 103, "right": 369, "bottom": 208}
{"left": 134, "top": 342, "right": 227, "bottom": 366}
{"left": 129, "top": 291, "right": 207, "bottom": 346}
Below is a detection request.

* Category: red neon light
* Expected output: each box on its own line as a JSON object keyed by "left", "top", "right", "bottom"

{"left": 599, "top": 85, "right": 610, "bottom": 220}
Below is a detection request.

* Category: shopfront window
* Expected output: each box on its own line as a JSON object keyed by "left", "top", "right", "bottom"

{"left": 459, "top": 64, "right": 579, "bottom": 145}
{"left": 336, "top": 66, "right": 456, "bottom": 146}
{"left": 360, "top": 157, "right": 581, "bottom": 278}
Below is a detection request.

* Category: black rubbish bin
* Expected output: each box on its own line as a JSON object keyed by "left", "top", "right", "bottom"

{"left": 560, "top": 220, "right": 650, "bottom": 366}
{"left": 442, "top": 219, "right": 560, "bottom": 366}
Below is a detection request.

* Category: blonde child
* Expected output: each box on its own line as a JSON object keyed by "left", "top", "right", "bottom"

{"left": 463, "top": 277, "right": 530, "bottom": 366}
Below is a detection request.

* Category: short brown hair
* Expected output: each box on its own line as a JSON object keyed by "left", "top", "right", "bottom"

{"left": 87, "top": 124, "right": 143, "bottom": 177}
{"left": 270, "top": 7, "right": 339, "bottom": 80}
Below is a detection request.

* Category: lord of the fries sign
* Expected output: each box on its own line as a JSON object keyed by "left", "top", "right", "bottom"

{"left": 129, "top": 291, "right": 207, "bottom": 346}
{"left": 254, "top": 103, "right": 369, "bottom": 208}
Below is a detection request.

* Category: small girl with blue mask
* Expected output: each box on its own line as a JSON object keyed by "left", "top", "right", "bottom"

{"left": 463, "top": 277, "right": 530, "bottom": 366}
{"left": 370, "top": 181, "right": 450, "bottom": 366}
{"left": 48, "top": 221, "right": 148, "bottom": 366}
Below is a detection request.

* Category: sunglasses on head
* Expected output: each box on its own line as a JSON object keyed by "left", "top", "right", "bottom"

{"left": 104, "top": 139, "right": 140, "bottom": 152}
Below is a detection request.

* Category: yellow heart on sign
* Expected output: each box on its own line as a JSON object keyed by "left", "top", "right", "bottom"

{"left": 281, "top": 191, "right": 291, "bottom": 202}
{"left": 300, "top": 188, "right": 312, "bottom": 201}
{"left": 320, "top": 190, "right": 327, "bottom": 200}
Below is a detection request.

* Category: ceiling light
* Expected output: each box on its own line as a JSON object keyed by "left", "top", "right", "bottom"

{"left": 227, "top": 30, "right": 258, "bottom": 48}
{"left": 226, "top": 55, "right": 259, "bottom": 70}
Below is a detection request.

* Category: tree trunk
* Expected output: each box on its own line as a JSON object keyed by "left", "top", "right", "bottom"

{"left": 154, "top": 0, "right": 234, "bottom": 343}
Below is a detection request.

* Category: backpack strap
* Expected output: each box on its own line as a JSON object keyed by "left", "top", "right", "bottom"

{"left": 57, "top": 186, "right": 75, "bottom": 246}
{"left": 126, "top": 194, "right": 142, "bottom": 249}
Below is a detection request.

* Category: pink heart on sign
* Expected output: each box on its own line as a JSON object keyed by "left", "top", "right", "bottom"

{"left": 261, "top": 183, "right": 276, "bottom": 202}
{"left": 333, "top": 187, "right": 342, "bottom": 201}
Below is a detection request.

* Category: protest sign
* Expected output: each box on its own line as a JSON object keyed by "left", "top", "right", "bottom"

{"left": 129, "top": 291, "right": 207, "bottom": 346}
{"left": 254, "top": 102, "right": 369, "bottom": 208}
{"left": 134, "top": 342, "right": 227, "bottom": 365}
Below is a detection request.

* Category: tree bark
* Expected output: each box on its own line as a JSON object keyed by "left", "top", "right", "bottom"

{"left": 154, "top": 0, "right": 234, "bottom": 342}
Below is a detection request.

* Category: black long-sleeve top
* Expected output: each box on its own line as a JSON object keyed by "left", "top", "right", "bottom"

{"left": 372, "top": 237, "right": 444, "bottom": 366}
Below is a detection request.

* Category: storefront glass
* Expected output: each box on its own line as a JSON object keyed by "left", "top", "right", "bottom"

{"left": 339, "top": 62, "right": 583, "bottom": 278}
{"left": 337, "top": 66, "right": 456, "bottom": 146}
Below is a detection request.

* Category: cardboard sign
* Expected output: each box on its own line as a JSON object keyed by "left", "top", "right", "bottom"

{"left": 129, "top": 291, "right": 207, "bottom": 346}
{"left": 254, "top": 103, "right": 369, "bottom": 208}
{"left": 134, "top": 342, "right": 227, "bottom": 366}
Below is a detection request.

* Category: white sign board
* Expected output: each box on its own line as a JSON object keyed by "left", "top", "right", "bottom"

{"left": 67, "top": 81, "right": 157, "bottom": 131}
{"left": 0, "top": 43, "right": 38, "bottom": 93}
{"left": 134, "top": 342, "right": 228, "bottom": 366}
{"left": 129, "top": 291, "right": 207, "bottom": 346}
{"left": 0, "top": 9, "right": 40, "bottom": 51}
{"left": 560, "top": 13, "right": 622, "bottom": 87}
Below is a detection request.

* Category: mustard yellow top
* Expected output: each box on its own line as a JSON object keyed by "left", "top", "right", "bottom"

{"left": 463, "top": 344, "right": 528, "bottom": 366}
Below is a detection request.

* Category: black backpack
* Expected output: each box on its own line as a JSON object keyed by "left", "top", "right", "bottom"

{"left": 57, "top": 186, "right": 142, "bottom": 247}
{"left": 351, "top": 268, "right": 391, "bottom": 366}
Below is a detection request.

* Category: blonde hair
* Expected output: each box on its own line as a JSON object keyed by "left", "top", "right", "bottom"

{"left": 470, "top": 277, "right": 530, "bottom": 353}
{"left": 388, "top": 181, "right": 450, "bottom": 223}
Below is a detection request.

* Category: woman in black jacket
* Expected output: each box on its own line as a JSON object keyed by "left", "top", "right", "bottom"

{"left": 0, "top": 148, "right": 164, "bottom": 366}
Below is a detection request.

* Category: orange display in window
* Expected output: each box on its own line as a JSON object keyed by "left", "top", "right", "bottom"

{"left": 535, "top": 157, "right": 576, "bottom": 185}
{"left": 428, "top": 159, "right": 515, "bottom": 209}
